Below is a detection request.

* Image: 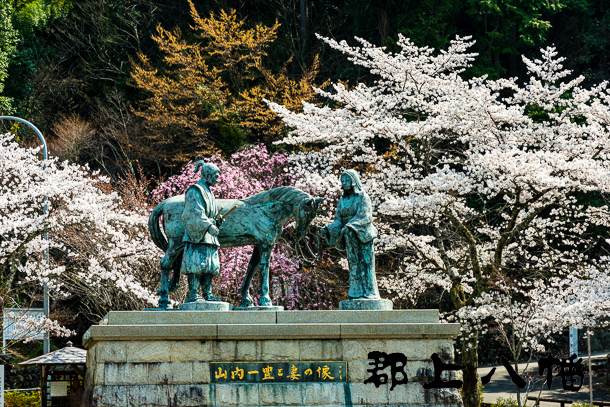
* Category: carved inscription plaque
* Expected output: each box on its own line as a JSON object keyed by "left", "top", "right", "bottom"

{"left": 210, "top": 361, "right": 347, "bottom": 383}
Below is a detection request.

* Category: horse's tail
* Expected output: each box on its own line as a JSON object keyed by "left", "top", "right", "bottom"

{"left": 148, "top": 201, "right": 168, "bottom": 252}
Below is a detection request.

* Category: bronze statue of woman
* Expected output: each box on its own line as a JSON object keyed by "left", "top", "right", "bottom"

{"left": 321, "top": 169, "right": 381, "bottom": 300}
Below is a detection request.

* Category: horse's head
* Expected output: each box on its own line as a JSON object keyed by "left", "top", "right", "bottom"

{"left": 294, "top": 197, "right": 326, "bottom": 241}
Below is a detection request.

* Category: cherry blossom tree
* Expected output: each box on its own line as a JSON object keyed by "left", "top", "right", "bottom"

{"left": 267, "top": 35, "right": 610, "bottom": 407}
{"left": 537, "top": 268, "right": 610, "bottom": 407}
{"left": 0, "top": 133, "right": 160, "bottom": 345}
{"left": 454, "top": 269, "right": 610, "bottom": 407}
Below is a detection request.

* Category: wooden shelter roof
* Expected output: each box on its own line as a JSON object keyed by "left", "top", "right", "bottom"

{"left": 18, "top": 342, "right": 86, "bottom": 366}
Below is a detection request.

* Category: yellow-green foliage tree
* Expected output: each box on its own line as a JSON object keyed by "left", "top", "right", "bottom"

{"left": 130, "top": 0, "right": 323, "bottom": 167}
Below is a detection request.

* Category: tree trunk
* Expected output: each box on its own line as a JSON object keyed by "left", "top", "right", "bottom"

{"left": 492, "top": 15, "right": 501, "bottom": 74}
{"left": 377, "top": 0, "right": 390, "bottom": 47}
{"left": 300, "top": 0, "right": 307, "bottom": 53}
{"left": 508, "top": 22, "right": 518, "bottom": 77}
{"left": 461, "top": 329, "right": 481, "bottom": 407}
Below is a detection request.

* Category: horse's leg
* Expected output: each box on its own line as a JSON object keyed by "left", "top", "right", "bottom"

{"left": 158, "top": 240, "right": 182, "bottom": 309}
{"left": 239, "top": 245, "right": 262, "bottom": 307}
{"left": 158, "top": 251, "right": 173, "bottom": 309}
{"left": 168, "top": 244, "right": 184, "bottom": 293}
{"left": 258, "top": 243, "right": 273, "bottom": 306}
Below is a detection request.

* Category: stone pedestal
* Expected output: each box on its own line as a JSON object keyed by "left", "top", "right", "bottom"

{"left": 83, "top": 310, "right": 462, "bottom": 407}
{"left": 339, "top": 298, "right": 393, "bottom": 310}
{"left": 233, "top": 305, "right": 284, "bottom": 311}
{"left": 179, "top": 301, "right": 231, "bottom": 311}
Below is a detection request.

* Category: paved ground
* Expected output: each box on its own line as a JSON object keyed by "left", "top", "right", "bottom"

{"left": 478, "top": 352, "right": 610, "bottom": 406}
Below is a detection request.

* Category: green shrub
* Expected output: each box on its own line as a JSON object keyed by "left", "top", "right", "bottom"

{"left": 490, "top": 396, "right": 519, "bottom": 407}
{"left": 4, "top": 390, "right": 41, "bottom": 407}
{"left": 459, "top": 379, "right": 485, "bottom": 401}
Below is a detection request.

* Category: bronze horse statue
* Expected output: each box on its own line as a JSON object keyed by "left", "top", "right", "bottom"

{"left": 148, "top": 186, "right": 325, "bottom": 308}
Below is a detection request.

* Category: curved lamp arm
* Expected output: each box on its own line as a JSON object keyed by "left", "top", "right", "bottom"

{"left": 0, "top": 116, "right": 47, "bottom": 160}
{"left": 0, "top": 116, "right": 50, "bottom": 355}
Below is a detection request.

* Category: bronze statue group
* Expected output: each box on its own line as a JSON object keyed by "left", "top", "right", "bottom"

{"left": 149, "top": 161, "right": 383, "bottom": 309}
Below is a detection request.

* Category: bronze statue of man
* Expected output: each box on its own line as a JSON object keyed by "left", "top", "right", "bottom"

{"left": 181, "top": 161, "right": 223, "bottom": 302}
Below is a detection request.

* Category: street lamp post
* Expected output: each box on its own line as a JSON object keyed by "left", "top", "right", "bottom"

{"left": 0, "top": 116, "right": 50, "bottom": 355}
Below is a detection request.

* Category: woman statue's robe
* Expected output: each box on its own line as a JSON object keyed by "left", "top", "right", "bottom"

{"left": 323, "top": 190, "right": 380, "bottom": 299}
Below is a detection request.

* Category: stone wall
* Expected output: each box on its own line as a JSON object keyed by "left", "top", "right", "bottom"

{"left": 83, "top": 310, "right": 462, "bottom": 407}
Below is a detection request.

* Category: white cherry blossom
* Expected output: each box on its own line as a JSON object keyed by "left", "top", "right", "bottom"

{"left": 1, "top": 133, "right": 160, "bottom": 343}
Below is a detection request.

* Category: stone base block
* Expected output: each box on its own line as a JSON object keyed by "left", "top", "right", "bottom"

{"left": 339, "top": 298, "right": 394, "bottom": 310}
{"left": 233, "top": 305, "right": 284, "bottom": 311}
{"left": 83, "top": 310, "right": 461, "bottom": 407}
{"left": 85, "top": 383, "right": 462, "bottom": 407}
{"left": 179, "top": 301, "right": 231, "bottom": 311}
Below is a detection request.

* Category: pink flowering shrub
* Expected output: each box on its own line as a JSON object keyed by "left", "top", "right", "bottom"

{"left": 152, "top": 144, "right": 332, "bottom": 310}
{"left": 152, "top": 144, "right": 292, "bottom": 203}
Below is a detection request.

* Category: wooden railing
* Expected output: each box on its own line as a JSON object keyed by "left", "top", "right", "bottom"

{"left": 527, "top": 396, "right": 610, "bottom": 407}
